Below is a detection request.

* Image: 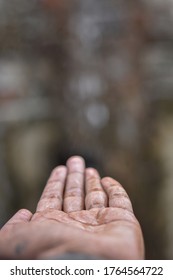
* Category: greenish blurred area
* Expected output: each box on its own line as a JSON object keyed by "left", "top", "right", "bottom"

{"left": 0, "top": 0, "right": 173, "bottom": 259}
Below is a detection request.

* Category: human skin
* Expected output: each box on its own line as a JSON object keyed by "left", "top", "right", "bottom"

{"left": 0, "top": 156, "right": 145, "bottom": 259}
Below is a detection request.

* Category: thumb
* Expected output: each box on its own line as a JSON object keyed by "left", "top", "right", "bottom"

{"left": 1, "top": 209, "right": 32, "bottom": 231}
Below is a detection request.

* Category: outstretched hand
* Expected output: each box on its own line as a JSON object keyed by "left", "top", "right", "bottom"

{"left": 0, "top": 156, "right": 144, "bottom": 259}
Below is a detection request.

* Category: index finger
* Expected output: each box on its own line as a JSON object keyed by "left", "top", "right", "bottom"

{"left": 36, "top": 166, "right": 67, "bottom": 212}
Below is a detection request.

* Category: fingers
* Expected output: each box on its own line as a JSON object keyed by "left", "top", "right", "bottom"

{"left": 1, "top": 209, "right": 32, "bottom": 231}
{"left": 101, "top": 177, "right": 133, "bottom": 212}
{"left": 33, "top": 155, "right": 133, "bottom": 215}
{"left": 85, "top": 168, "right": 108, "bottom": 210}
{"left": 36, "top": 166, "right": 67, "bottom": 212}
{"left": 63, "top": 156, "right": 85, "bottom": 213}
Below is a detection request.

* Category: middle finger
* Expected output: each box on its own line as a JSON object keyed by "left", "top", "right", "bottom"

{"left": 63, "top": 156, "right": 85, "bottom": 213}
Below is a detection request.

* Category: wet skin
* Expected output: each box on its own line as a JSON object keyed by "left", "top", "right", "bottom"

{"left": 0, "top": 156, "right": 144, "bottom": 259}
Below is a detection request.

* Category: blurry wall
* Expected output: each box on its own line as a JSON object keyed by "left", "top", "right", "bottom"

{"left": 0, "top": 0, "right": 173, "bottom": 259}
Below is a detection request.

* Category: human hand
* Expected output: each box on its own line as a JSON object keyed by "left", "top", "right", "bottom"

{"left": 0, "top": 156, "right": 144, "bottom": 259}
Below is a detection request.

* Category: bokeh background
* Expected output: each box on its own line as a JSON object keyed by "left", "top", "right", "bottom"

{"left": 0, "top": 0, "right": 173, "bottom": 259}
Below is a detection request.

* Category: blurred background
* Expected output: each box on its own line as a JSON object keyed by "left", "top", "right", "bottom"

{"left": 0, "top": 0, "right": 173, "bottom": 259}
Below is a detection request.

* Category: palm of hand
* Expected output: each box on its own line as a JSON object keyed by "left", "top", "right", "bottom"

{"left": 32, "top": 204, "right": 142, "bottom": 259}
{"left": 0, "top": 156, "right": 144, "bottom": 259}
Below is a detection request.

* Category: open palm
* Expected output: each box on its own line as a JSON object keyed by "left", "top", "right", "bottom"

{"left": 0, "top": 156, "right": 144, "bottom": 259}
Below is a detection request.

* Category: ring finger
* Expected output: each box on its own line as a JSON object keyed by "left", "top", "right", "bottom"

{"left": 85, "top": 168, "right": 108, "bottom": 210}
